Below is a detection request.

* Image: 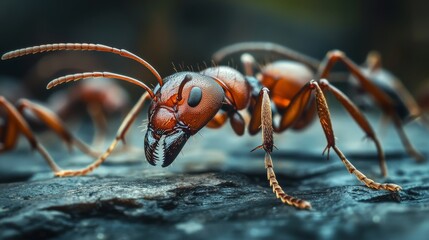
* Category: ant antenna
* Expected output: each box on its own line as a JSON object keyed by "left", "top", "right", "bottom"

{"left": 47, "top": 71, "right": 155, "bottom": 99}
{"left": 176, "top": 74, "right": 193, "bottom": 102}
{"left": 1, "top": 43, "right": 164, "bottom": 86}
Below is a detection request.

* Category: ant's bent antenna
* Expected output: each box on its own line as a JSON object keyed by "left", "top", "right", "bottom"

{"left": 176, "top": 74, "right": 193, "bottom": 102}
{"left": 1, "top": 43, "right": 164, "bottom": 86}
{"left": 47, "top": 71, "right": 155, "bottom": 99}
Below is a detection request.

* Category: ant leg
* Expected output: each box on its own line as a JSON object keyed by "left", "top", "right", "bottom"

{"left": 272, "top": 81, "right": 399, "bottom": 190}
{"left": 0, "top": 97, "right": 60, "bottom": 172}
{"left": 206, "top": 111, "right": 228, "bottom": 129}
{"left": 318, "top": 79, "right": 387, "bottom": 177}
{"left": 318, "top": 50, "right": 425, "bottom": 162}
{"left": 309, "top": 81, "right": 400, "bottom": 191}
{"left": 54, "top": 92, "right": 150, "bottom": 177}
{"left": 332, "top": 146, "right": 401, "bottom": 191}
{"left": 252, "top": 88, "right": 312, "bottom": 209}
{"left": 207, "top": 110, "right": 245, "bottom": 136}
{"left": 391, "top": 115, "right": 425, "bottom": 162}
{"left": 248, "top": 89, "right": 263, "bottom": 135}
{"left": 249, "top": 81, "right": 314, "bottom": 134}
{"left": 318, "top": 50, "right": 393, "bottom": 110}
{"left": 0, "top": 109, "right": 19, "bottom": 152}
{"left": 289, "top": 98, "right": 317, "bottom": 130}
{"left": 240, "top": 53, "right": 257, "bottom": 76}
{"left": 16, "top": 99, "right": 99, "bottom": 158}
{"left": 367, "top": 51, "right": 425, "bottom": 123}
{"left": 277, "top": 82, "right": 314, "bottom": 132}
{"left": 86, "top": 102, "right": 108, "bottom": 147}
{"left": 248, "top": 83, "right": 311, "bottom": 135}
{"left": 229, "top": 111, "right": 245, "bottom": 136}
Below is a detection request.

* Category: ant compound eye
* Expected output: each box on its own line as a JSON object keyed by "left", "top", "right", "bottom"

{"left": 187, "top": 86, "right": 202, "bottom": 107}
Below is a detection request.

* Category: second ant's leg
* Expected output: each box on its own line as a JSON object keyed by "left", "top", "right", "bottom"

{"left": 0, "top": 113, "right": 19, "bottom": 153}
{"left": 318, "top": 50, "right": 394, "bottom": 111}
{"left": 55, "top": 92, "right": 150, "bottom": 177}
{"left": 252, "top": 88, "right": 311, "bottom": 209}
{"left": 310, "top": 81, "right": 401, "bottom": 191}
{"left": 240, "top": 53, "right": 257, "bottom": 76}
{"left": 318, "top": 79, "right": 387, "bottom": 177}
{"left": 16, "top": 99, "right": 99, "bottom": 157}
{"left": 86, "top": 102, "right": 108, "bottom": 147}
{"left": 391, "top": 115, "right": 425, "bottom": 162}
{"left": 0, "top": 97, "right": 61, "bottom": 172}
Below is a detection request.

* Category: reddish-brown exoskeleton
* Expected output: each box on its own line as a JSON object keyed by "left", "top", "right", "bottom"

{"left": 213, "top": 42, "right": 427, "bottom": 165}
{"left": 2, "top": 43, "right": 401, "bottom": 209}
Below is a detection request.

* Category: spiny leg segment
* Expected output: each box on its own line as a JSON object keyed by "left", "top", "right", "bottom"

{"left": 310, "top": 80, "right": 401, "bottom": 191}
{"left": 318, "top": 79, "right": 387, "bottom": 176}
{"left": 253, "top": 88, "right": 312, "bottom": 209}
{"left": 252, "top": 82, "right": 401, "bottom": 209}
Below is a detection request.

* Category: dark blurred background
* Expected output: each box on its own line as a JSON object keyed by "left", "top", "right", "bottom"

{"left": 1, "top": 3, "right": 429, "bottom": 239}
{"left": 0, "top": 0, "right": 428, "bottom": 102}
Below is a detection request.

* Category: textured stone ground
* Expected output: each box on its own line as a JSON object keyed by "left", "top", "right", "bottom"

{"left": 0, "top": 113, "right": 428, "bottom": 240}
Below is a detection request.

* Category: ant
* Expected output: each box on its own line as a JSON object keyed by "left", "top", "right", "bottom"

{"left": 213, "top": 42, "right": 428, "bottom": 164}
{"left": 2, "top": 43, "right": 401, "bottom": 209}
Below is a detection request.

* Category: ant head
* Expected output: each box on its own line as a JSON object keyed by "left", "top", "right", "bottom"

{"left": 144, "top": 72, "right": 224, "bottom": 167}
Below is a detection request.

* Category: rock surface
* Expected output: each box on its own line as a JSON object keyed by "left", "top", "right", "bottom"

{"left": 0, "top": 113, "right": 428, "bottom": 240}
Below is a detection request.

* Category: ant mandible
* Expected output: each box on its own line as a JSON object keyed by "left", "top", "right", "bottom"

{"left": 2, "top": 43, "right": 401, "bottom": 209}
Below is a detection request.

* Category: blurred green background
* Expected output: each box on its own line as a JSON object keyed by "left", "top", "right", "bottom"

{"left": 1, "top": 0, "right": 428, "bottom": 101}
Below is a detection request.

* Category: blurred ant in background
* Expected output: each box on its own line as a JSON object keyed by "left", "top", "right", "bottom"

{"left": 1, "top": 52, "right": 130, "bottom": 170}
